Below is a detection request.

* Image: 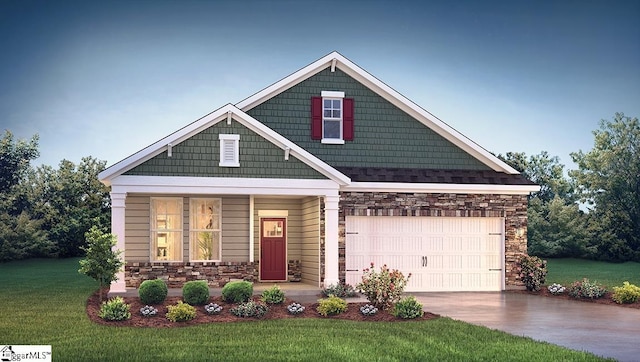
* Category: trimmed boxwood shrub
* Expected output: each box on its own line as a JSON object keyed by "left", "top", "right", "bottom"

{"left": 138, "top": 279, "right": 168, "bottom": 305}
{"left": 182, "top": 280, "right": 210, "bottom": 305}
{"left": 222, "top": 281, "right": 253, "bottom": 303}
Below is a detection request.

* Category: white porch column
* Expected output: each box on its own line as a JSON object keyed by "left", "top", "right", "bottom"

{"left": 110, "top": 192, "right": 127, "bottom": 293}
{"left": 323, "top": 193, "right": 340, "bottom": 286}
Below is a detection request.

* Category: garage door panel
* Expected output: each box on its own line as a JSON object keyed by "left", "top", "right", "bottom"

{"left": 346, "top": 216, "right": 504, "bottom": 292}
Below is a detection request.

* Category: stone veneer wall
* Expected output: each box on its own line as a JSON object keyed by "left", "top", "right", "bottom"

{"left": 125, "top": 259, "right": 303, "bottom": 288}
{"left": 322, "top": 192, "right": 529, "bottom": 289}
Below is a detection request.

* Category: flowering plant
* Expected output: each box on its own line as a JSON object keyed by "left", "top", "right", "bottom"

{"left": 547, "top": 283, "right": 565, "bottom": 295}
{"left": 516, "top": 255, "right": 547, "bottom": 291}
{"left": 286, "top": 302, "right": 305, "bottom": 315}
{"left": 140, "top": 305, "right": 158, "bottom": 317}
{"left": 204, "top": 303, "right": 223, "bottom": 315}
{"left": 356, "top": 263, "right": 410, "bottom": 310}
{"left": 360, "top": 304, "right": 378, "bottom": 316}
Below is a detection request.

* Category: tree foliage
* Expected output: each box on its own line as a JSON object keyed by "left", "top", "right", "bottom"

{"left": 0, "top": 130, "right": 110, "bottom": 261}
{"left": 78, "top": 226, "right": 123, "bottom": 301}
{"left": 498, "top": 151, "right": 587, "bottom": 258}
{"left": 570, "top": 113, "right": 640, "bottom": 261}
{"left": 27, "top": 157, "right": 111, "bottom": 257}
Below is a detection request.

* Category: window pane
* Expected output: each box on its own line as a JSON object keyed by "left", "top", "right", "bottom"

{"left": 192, "top": 231, "right": 220, "bottom": 260}
{"left": 323, "top": 120, "right": 341, "bottom": 139}
{"left": 324, "top": 99, "right": 331, "bottom": 108}
{"left": 324, "top": 110, "right": 332, "bottom": 117}
{"left": 332, "top": 99, "right": 341, "bottom": 109}
{"left": 332, "top": 110, "right": 341, "bottom": 118}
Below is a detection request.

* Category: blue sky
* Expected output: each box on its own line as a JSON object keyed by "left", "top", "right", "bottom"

{"left": 1, "top": 0, "right": 638, "bottom": 171}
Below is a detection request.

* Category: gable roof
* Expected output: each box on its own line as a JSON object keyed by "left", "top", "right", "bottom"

{"left": 236, "top": 51, "right": 519, "bottom": 174}
{"left": 98, "top": 104, "right": 350, "bottom": 186}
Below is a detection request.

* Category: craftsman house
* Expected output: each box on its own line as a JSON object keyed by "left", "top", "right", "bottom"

{"left": 98, "top": 52, "right": 538, "bottom": 293}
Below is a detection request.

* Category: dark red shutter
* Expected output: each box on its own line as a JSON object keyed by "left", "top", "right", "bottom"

{"left": 311, "top": 96, "right": 322, "bottom": 140}
{"left": 343, "top": 98, "right": 354, "bottom": 141}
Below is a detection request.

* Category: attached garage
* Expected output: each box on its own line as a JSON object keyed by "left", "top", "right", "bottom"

{"left": 345, "top": 216, "right": 505, "bottom": 291}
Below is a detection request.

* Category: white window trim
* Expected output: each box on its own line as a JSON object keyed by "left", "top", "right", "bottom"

{"left": 150, "top": 197, "right": 183, "bottom": 262}
{"left": 219, "top": 134, "right": 240, "bottom": 167}
{"left": 189, "top": 198, "right": 222, "bottom": 262}
{"left": 321, "top": 91, "right": 345, "bottom": 144}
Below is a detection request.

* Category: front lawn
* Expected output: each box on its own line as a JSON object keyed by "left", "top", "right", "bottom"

{"left": 546, "top": 258, "right": 640, "bottom": 287}
{"left": 0, "top": 258, "right": 608, "bottom": 361}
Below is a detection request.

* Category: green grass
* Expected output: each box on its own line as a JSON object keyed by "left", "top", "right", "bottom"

{"left": 546, "top": 258, "right": 640, "bottom": 288}
{"left": 0, "top": 258, "right": 609, "bottom": 361}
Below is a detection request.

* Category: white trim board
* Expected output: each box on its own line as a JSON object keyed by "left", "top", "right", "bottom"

{"left": 341, "top": 182, "right": 540, "bottom": 195}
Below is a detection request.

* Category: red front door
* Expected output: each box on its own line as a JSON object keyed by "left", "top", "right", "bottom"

{"left": 260, "top": 218, "right": 287, "bottom": 280}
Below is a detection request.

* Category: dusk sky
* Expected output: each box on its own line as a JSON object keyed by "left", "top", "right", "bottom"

{"left": 1, "top": 0, "right": 638, "bottom": 172}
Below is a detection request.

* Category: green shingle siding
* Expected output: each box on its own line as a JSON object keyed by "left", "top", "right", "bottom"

{"left": 246, "top": 68, "right": 490, "bottom": 171}
{"left": 125, "top": 120, "right": 327, "bottom": 179}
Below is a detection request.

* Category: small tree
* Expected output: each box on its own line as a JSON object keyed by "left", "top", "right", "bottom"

{"left": 78, "top": 226, "right": 123, "bottom": 301}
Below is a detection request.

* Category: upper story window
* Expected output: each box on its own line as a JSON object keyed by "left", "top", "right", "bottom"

{"left": 219, "top": 134, "right": 240, "bottom": 167}
{"left": 311, "top": 91, "right": 354, "bottom": 144}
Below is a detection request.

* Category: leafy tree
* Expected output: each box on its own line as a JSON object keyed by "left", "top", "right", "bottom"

{"left": 499, "top": 151, "right": 586, "bottom": 258}
{"left": 0, "top": 130, "right": 39, "bottom": 195}
{"left": 499, "top": 151, "right": 574, "bottom": 202}
{"left": 28, "top": 157, "right": 111, "bottom": 257}
{"left": 570, "top": 113, "right": 640, "bottom": 261}
{"left": 79, "top": 226, "right": 123, "bottom": 301}
{"left": 0, "top": 131, "right": 54, "bottom": 261}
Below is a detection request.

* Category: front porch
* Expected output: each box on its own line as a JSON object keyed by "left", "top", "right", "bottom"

{"left": 108, "top": 177, "right": 344, "bottom": 293}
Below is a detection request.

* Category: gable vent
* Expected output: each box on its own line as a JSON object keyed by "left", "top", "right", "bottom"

{"left": 219, "top": 134, "right": 240, "bottom": 167}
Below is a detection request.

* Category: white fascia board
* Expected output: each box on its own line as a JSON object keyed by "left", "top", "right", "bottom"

{"left": 110, "top": 175, "right": 341, "bottom": 197}
{"left": 236, "top": 51, "right": 518, "bottom": 174}
{"left": 98, "top": 104, "right": 238, "bottom": 185}
{"left": 99, "top": 103, "right": 351, "bottom": 186}
{"left": 341, "top": 182, "right": 541, "bottom": 195}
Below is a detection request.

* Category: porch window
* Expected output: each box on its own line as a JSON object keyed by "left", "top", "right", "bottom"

{"left": 151, "top": 198, "right": 183, "bottom": 262}
{"left": 190, "top": 198, "right": 221, "bottom": 261}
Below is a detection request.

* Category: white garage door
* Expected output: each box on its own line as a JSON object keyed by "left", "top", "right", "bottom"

{"left": 345, "top": 216, "right": 504, "bottom": 292}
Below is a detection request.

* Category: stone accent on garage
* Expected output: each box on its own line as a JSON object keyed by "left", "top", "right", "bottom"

{"left": 336, "top": 192, "right": 529, "bottom": 289}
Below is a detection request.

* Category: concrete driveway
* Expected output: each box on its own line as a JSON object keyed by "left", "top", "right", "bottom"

{"left": 411, "top": 292, "right": 639, "bottom": 361}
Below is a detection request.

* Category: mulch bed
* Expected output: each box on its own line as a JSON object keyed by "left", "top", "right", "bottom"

{"left": 86, "top": 290, "right": 439, "bottom": 327}
{"left": 509, "top": 288, "right": 640, "bottom": 309}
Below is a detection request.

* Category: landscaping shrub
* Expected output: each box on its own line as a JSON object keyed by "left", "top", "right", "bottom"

{"left": 612, "top": 281, "right": 640, "bottom": 304}
{"left": 392, "top": 296, "right": 424, "bottom": 319}
{"left": 230, "top": 300, "right": 269, "bottom": 318}
{"left": 261, "top": 285, "right": 285, "bottom": 304}
{"left": 222, "top": 281, "right": 253, "bottom": 303}
{"left": 547, "top": 283, "right": 566, "bottom": 295}
{"left": 568, "top": 278, "right": 607, "bottom": 299}
{"left": 517, "top": 255, "right": 547, "bottom": 291}
{"left": 99, "top": 296, "right": 131, "bottom": 321}
{"left": 356, "top": 263, "right": 410, "bottom": 310}
{"left": 316, "top": 295, "right": 347, "bottom": 316}
{"left": 359, "top": 304, "right": 378, "bottom": 316}
{"left": 321, "top": 283, "right": 357, "bottom": 298}
{"left": 139, "top": 305, "right": 158, "bottom": 317}
{"left": 166, "top": 301, "right": 197, "bottom": 322}
{"left": 287, "top": 302, "right": 305, "bottom": 315}
{"left": 138, "top": 279, "right": 168, "bottom": 305}
{"left": 182, "top": 280, "right": 210, "bottom": 305}
{"left": 204, "top": 303, "right": 223, "bottom": 315}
